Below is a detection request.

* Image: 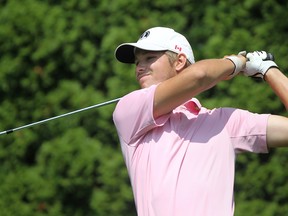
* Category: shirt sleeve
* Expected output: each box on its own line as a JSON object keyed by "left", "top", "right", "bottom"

{"left": 113, "top": 85, "right": 170, "bottom": 144}
{"left": 222, "top": 108, "right": 270, "bottom": 153}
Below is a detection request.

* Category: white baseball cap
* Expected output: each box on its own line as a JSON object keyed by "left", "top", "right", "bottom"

{"left": 114, "top": 27, "right": 195, "bottom": 64}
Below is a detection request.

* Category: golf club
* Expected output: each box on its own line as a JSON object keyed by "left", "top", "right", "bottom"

{"left": 0, "top": 97, "right": 121, "bottom": 136}
{"left": 0, "top": 52, "right": 274, "bottom": 136}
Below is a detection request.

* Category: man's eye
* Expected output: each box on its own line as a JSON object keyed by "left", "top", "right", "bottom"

{"left": 147, "top": 56, "right": 156, "bottom": 60}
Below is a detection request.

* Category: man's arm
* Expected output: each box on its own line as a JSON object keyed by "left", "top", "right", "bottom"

{"left": 267, "top": 115, "right": 288, "bottom": 148}
{"left": 153, "top": 55, "right": 245, "bottom": 118}
{"left": 265, "top": 68, "right": 288, "bottom": 148}
{"left": 242, "top": 51, "right": 288, "bottom": 148}
{"left": 265, "top": 68, "right": 288, "bottom": 110}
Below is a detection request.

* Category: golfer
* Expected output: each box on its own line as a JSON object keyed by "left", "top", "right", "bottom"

{"left": 113, "top": 27, "right": 288, "bottom": 216}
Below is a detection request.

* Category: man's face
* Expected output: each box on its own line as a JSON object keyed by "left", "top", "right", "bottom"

{"left": 134, "top": 50, "right": 177, "bottom": 88}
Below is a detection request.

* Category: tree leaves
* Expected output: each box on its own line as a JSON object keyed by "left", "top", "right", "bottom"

{"left": 0, "top": 0, "right": 287, "bottom": 215}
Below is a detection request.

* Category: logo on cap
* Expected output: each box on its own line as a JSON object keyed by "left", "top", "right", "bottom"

{"left": 175, "top": 45, "right": 182, "bottom": 51}
{"left": 139, "top": 31, "right": 150, "bottom": 40}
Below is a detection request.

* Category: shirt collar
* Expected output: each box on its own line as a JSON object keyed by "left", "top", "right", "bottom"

{"left": 183, "top": 98, "right": 202, "bottom": 114}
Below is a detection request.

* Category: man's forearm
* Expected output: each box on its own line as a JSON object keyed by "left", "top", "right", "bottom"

{"left": 153, "top": 57, "right": 241, "bottom": 118}
{"left": 265, "top": 68, "right": 288, "bottom": 110}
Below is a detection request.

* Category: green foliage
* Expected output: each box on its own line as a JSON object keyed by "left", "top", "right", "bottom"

{"left": 0, "top": 0, "right": 287, "bottom": 215}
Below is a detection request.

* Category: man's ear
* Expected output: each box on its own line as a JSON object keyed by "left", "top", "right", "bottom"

{"left": 175, "top": 53, "right": 188, "bottom": 73}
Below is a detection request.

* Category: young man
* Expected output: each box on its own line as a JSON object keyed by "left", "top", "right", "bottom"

{"left": 113, "top": 27, "right": 288, "bottom": 216}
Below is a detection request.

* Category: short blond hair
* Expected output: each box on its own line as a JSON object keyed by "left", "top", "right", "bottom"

{"left": 134, "top": 49, "right": 191, "bottom": 67}
{"left": 165, "top": 51, "right": 191, "bottom": 67}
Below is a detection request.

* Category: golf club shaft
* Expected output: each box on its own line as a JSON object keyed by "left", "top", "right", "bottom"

{"left": 0, "top": 97, "right": 121, "bottom": 136}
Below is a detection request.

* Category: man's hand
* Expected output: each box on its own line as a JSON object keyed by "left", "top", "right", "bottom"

{"left": 244, "top": 51, "right": 278, "bottom": 79}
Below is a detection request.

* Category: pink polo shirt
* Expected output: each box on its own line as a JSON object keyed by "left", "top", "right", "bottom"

{"left": 113, "top": 85, "right": 269, "bottom": 216}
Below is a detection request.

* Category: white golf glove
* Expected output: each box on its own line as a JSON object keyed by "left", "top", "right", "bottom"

{"left": 244, "top": 51, "right": 278, "bottom": 79}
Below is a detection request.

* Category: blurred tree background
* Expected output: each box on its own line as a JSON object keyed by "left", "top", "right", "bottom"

{"left": 0, "top": 0, "right": 287, "bottom": 215}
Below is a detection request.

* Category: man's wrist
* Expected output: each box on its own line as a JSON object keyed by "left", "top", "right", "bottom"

{"left": 225, "top": 55, "right": 245, "bottom": 76}
{"left": 263, "top": 67, "right": 280, "bottom": 81}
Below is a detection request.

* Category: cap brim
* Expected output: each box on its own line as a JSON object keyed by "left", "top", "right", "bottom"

{"left": 115, "top": 42, "right": 168, "bottom": 64}
{"left": 115, "top": 43, "right": 136, "bottom": 64}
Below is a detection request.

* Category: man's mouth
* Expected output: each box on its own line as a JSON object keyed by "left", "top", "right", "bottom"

{"left": 137, "top": 72, "right": 151, "bottom": 80}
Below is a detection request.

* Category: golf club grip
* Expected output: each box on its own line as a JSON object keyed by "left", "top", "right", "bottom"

{"left": 266, "top": 53, "right": 274, "bottom": 61}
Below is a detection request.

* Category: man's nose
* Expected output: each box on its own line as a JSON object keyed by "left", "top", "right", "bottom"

{"left": 136, "top": 63, "right": 146, "bottom": 73}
